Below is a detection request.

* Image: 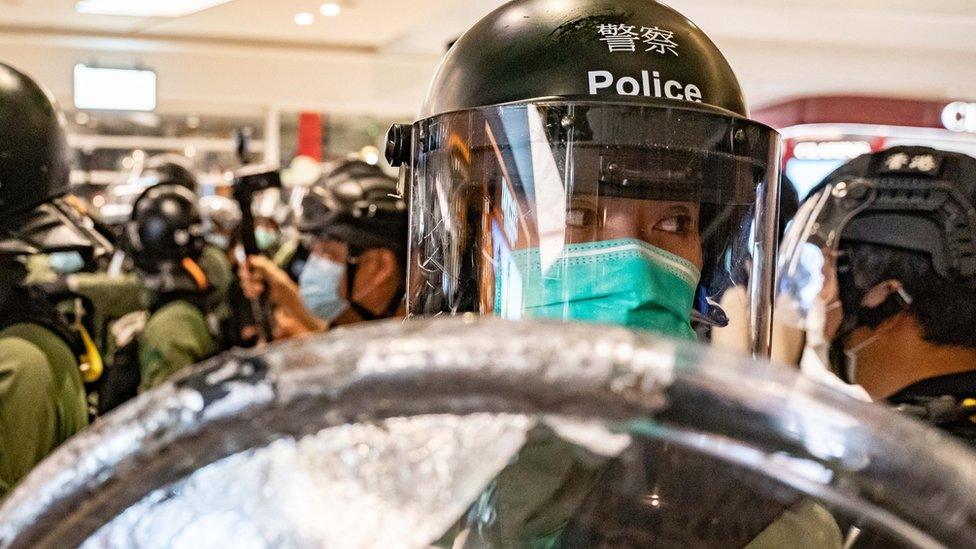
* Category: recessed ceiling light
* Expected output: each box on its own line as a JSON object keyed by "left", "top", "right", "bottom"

{"left": 75, "top": 0, "right": 233, "bottom": 17}
{"left": 294, "top": 12, "right": 315, "bottom": 25}
{"left": 320, "top": 3, "right": 341, "bottom": 16}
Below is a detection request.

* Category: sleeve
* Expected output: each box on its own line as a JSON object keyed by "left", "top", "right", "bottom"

{"left": 199, "top": 246, "right": 234, "bottom": 303}
{"left": 138, "top": 302, "right": 215, "bottom": 392}
{"left": 0, "top": 336, "right": 58, "bottom": 497}
{"left": 69, "top": 272, "right": 146, "bottom": 319}
{"left": 745, "top": 500, "right": 844, "bottom": 549}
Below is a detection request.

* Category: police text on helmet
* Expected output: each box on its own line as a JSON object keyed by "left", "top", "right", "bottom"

{"left": 587, "top": 71, "right": 703, "bottom": 103}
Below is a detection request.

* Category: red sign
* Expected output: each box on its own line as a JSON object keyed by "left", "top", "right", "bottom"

{"left": 298, "top": 112, "right": 323, "bottom": 160}
{"left": 754, "top": 95, "right": 961, "bottom": 131}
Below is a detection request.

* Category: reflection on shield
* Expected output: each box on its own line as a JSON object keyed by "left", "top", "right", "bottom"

{"left": 2, "top": 319, "right": 976, "bottom": 548}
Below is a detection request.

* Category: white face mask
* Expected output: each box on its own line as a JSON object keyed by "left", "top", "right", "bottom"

{"left": 842, "top": 330, "right": 885, "bottom": 388}
{"left": 799, "top": 246, "right": 844, "bottom": 375}
{"left": 800, "top": 294, "right": 873, "bottom": 402}
{"left": 805, "top": 294, "right": 842, "bottom": 350}
{"left": 840, "top": 286, "right": 913, "bottom": 385}
{"left": 48, "top": 251, "right": 86, "bottom": 274}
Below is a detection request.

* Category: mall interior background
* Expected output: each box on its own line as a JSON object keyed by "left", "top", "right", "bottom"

{"left": 0, "top": 0, "right": 974, "bottom": 204}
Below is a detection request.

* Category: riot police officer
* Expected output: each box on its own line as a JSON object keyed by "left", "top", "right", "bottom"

{"left": 123, "top": 184, "right": 219, "bottom": 392}
{"left": 0, "top": 63, "right": 105, "bottom": 494}
{"left": 387, "top": 0, "right": 781, "bottom": 356}
{"left": 240, "top": 160, "right": 407, "bottom": 338}
{"left": 381, "top": 1, "right": 839, "bottom": 547}
{"left": 777, "top": 146, "right": 976, "bottom": 441}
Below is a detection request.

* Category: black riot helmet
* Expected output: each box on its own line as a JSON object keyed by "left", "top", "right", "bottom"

{"left": 299, "top": 160, "right": 407, "bottom": 257}
{"left": 126, "top": 184, "right": 205, "bottom": 273}
{"left": 0, "top": 62, "right": 72, "bottom": 219}
{"left": 777, "top": 147, "right": 976, "bottom": 371}
{"left": 135, "top": 154, "right": 199, "bottom": 194}
{"left": 0, "top": 63, "right": 112, "bottom": 267}
{"left": 813, "top": 146, "right": 975, "bottom": 284}
{"left": 387, "top": 0, "right": 781, "bottom": 355}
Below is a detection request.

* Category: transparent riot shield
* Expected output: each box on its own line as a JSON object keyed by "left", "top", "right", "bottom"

{"left": 2, "top": 318, "right": 976, "bottom": 548}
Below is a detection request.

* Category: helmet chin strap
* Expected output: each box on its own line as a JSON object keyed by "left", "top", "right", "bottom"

{"left": 833, "top": 286, "right": 913, "bottom": 384}
{"left": 147, "top": 260, "right": 208, "bottom": 298}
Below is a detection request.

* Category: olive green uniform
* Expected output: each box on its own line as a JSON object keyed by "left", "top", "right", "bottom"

{"left": 138, "top": 300, "right": 215, "bottom": 393}
{"left": 69, "top": 272, "right": 145, "bottom": 321}
{"left": 0, "top": 323, "right": 87, "bottom": 496}
{"left": 272, "top": 238, "right": 300, "bottom": 272}
{"left": 443, "top": 426, "right": 842, "bottom": 548}
{"left": 748, "top": 500, "right": 842, "bottom": 549}
{"left": 199, "top": 245, "right": 233, "bottom": 325}
{"left": 137, "top": 246, "right": 229, "bottom": 392}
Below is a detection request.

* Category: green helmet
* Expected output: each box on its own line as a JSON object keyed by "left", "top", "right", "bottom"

{"left": 0, "top": 63, "right": 71, "bottom": 220}
{"left": 387, "top": 0, "right": 781, "bottom": 354}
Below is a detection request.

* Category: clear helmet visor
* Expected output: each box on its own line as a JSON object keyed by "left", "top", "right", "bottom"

{"left": 775, "top": 182, "right": 862, "bottom": 331}
{"left": 407, "top": 102, "right": 780, "bottom": 354}
{"left": 775, "top": 175, "right": 974, "bottom": 336}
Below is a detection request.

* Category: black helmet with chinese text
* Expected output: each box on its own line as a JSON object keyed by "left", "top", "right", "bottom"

{"left": 386, "top": 0, "right": 781, "bottom": 354}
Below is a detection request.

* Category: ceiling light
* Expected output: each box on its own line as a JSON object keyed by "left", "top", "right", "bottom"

{"left": 294, "top": 12, "right": 315, "bottom": 26}
{"left": 75, "top": 0, "right": 233, "bottom": 17}
{"left": 361, "top": 145, "right": 380, "bottom": 165}
{"left": 320, "top": 3, "right": 341, "bottom": 17}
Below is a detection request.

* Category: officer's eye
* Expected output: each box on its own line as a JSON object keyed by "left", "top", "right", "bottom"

{"left": 654, "top": 213, "right": 692, "bottom": 235}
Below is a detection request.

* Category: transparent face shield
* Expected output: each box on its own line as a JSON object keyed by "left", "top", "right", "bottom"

{"left": 775, "top": 181, "right": 867, "bottom": 334}
{"left": 407, "top": 102, "right": 780, "bottom": 353}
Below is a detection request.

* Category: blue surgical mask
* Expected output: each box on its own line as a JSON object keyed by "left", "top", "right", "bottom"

{"left": 206, "top": 233, "right": 230, "bottom": 251}
{"left": 48, "top": 251, "right": 86, "bottom": 274}
{"left": 299, "top": 255, "right": 348, "bottom": 322}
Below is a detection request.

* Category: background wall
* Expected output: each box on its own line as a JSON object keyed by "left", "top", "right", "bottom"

{"left": 1, "top": 0, "right": 973, "bottom": 119}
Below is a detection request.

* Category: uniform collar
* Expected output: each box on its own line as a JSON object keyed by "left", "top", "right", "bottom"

{"left": 888, "top": 370, "right": 976, "bottom": 404}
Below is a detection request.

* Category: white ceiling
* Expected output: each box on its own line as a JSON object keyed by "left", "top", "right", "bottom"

{"left": 0, "top": 0, "right": 974, "bottom": 116}
{"left": 0, "top": 0, "right": 972, "bottom": 53}
{"left": 0, "top": 0, "right": 494, "bottom": 49}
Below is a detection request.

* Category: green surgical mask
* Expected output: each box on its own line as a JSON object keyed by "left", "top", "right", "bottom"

{"left": 255, "top": 228, "right": 280, "bottom": 252}
{"left": 495, "top": 238, "right": 700, "bottom": 340}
